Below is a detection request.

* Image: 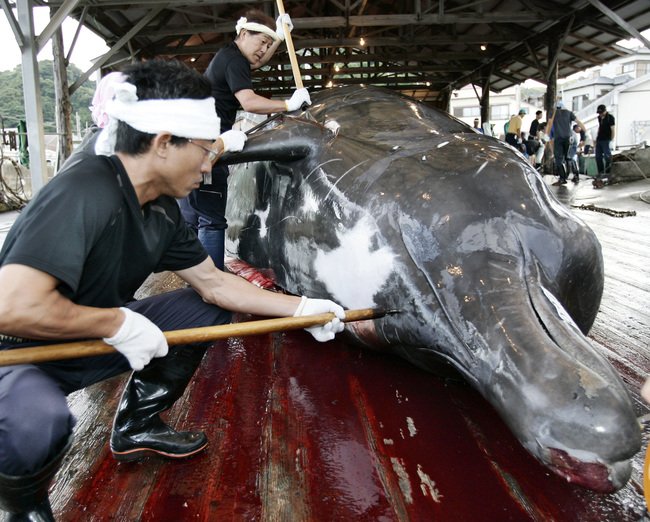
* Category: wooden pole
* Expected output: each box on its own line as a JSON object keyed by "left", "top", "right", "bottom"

{"left": 0, "top": 308, "right": 391, "bottom": 367}
{"left": 51, "top": 9, "right": 73, "bottom": 169}
{"left": 276, "top": 0, "right": 303, "bottom": 89}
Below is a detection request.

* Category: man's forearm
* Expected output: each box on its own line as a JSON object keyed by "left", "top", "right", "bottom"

{"left": 175, "top": 259, "right": 301, "bottom": 318}
{"left": 0, "top": 264, "right": 124, "bottom": 341}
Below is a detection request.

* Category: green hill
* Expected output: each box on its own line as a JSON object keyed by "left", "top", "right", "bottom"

{"left": 0, "top": 60, "right": 95, "bottom": 133}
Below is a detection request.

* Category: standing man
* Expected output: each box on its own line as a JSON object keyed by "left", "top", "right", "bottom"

{"left": 593, "top": 104, "right": 615, "bottom": 188}
{"left": 180, "top": 9, "right": 308, "bottom": 270}
{"left": 529, "top": 110, "right": 543, "bottom": 138}
{"left": 473, "top": 118, "right": 483, "bottom": 133}
{"left": 569, "top": 124, "right": 582, "bottom": 182}
{"left": 548, "top": 101, "right": 587, "bottom": 186}
{"left": 0, "top": 59, "right": 344, "bottom": 521}
{"left": 505, "top": 109, "right": 526, "bottom": 148}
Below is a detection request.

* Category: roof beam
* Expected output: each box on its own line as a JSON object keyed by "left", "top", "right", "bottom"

{"left": 561, "top": 43, "right": 606, "bottom": 66}
{"left": 163, "top": 40, "right": 485, "bottom": 59}
{"left": 585, "top": 0, "right": 650, "bottom": 50}
{"left": 568, "top": 31, "right": 631, "bottom": 56}
{"left": 35, "top": 0, "right": 81, "bottom": 53}
{"left": 65, "top": 5, "right": 88, "bottom": 65}
{"left": 136, "top": 13, "right": 554, "bottom": 37}
{"left": 69, "top": 5, "right": 165, "bottom": 94}
{"left": 1, "top": 0, "right": 25, "bottom": 47}
{"left": 253, "top": 64, "right": 468, "bottom": 78}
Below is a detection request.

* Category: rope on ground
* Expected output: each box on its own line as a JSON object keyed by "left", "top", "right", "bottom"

{"left": 0, "top": 156, "right": 29, "bottom": 212}
{"left": 571, "top": 203, "right": 637, "bottom": 218}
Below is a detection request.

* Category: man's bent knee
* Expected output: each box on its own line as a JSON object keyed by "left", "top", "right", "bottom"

{"left": 0, "top": 365, "right": 74, "bottom": 475}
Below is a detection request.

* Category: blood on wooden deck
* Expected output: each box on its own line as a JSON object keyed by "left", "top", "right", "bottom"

{"left": 5, "top": 177, "right": 650, "bottom": 521}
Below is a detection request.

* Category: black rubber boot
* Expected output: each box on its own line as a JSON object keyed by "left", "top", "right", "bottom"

{"left": 111, "top": 344, "right": 209, "bottom": 462}
{"left": 0, "top": 434, "right": 73, "bottom": 521}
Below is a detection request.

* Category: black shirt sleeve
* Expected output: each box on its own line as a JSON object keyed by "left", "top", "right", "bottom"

{"left": 0, "top": 156, "right": 122, "bottom": 294}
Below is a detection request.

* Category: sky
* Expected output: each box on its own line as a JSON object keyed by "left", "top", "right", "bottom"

{"left": 0, "top": 6, "right": 109, "bottom": 74}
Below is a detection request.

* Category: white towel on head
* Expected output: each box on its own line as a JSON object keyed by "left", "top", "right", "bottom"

{"left": 95, "top": 81, "right": 221, "bottom": 156}
{"left": 235, "top": 16, "right": 279, "bottom": 41}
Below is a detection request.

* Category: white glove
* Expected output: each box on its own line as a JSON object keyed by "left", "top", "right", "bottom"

{"left": 285, "top": 88, "right": 311, "bottom": 111}
{"left": 219, "top": 130, "right": 247, "bottom": 153}
{"left": 294, "top": 296, "right": 346, "bottom": 342}
{"left": 103, "top": 307, "right": 168, "bottom": 371}
{"left": 275, "top": 13, "right": 293, "bottom": 41}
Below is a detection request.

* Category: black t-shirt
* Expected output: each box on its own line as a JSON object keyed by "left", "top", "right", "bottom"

{"left": 204, "top": 42, "right": 254, "bottom": 133}
{"left": 529, "top": 119, "right": 540, "bottom": 137}
{"left": 553, "top": 109, "right": 576, "bottom": 139}
{"left": 0, "top": 155, "right": 207, "bottom": 308}
{"left": 597, "top": 113, "right": 615, "bottom": 141}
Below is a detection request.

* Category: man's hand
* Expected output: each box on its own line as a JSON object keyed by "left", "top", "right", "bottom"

{"left": 285, "top": 88, "right": 311, "bottom": 111}
{"left": 275, "top": 13, "right": 293, "bottom": 41}
{"left": 103, "top": 308, "right": 168, "bottom": 371}
{"left": 219, "top": 130, "right": 247, "bottom": 153}
{"left": 294, "top": 296, "right": 345, "bottom": 342}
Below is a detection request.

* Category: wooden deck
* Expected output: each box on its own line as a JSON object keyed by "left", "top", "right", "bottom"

{"left": 3, "top": 175, "right": 650, "bottom": 521}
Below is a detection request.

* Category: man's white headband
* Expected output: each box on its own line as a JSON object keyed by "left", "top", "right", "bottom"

{"left": 235, "top": 17, "right": 280, "bottom": 42}
{"left": 95, "top": 81, "right": 221, "bottom": 156}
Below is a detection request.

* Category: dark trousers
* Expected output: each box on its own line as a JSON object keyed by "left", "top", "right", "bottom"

{"left": 0, "top": 288, "right": 231, "bottom": 476}
{"left": 180, "top": 165, "right": 229, "bottom": 270}
{"left": 553, "top": 137, "right": 571, "bottom": 181}
{"left": 505, "top": 133, "right": 518, "bottom": 148}
{"left": 595, "top": 140, "right": 612, "bottom": 179}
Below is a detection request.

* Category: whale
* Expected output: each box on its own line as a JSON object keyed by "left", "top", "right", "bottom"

{"left": 216, "top": 85, "right": 641, "bottom": 493}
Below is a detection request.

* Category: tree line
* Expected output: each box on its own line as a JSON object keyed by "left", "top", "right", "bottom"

{"left": 0, "top": 60, "right": 95, "bottom": 133}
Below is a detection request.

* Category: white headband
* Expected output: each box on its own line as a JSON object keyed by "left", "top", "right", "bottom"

{"left": 95, "top": 81, "right": 221, "bottom": 156}
{"left": 235, "top": 17, "right": 280, "bottom": 42}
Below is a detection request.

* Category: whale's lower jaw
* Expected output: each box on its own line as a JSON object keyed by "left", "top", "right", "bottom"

{"left": 546, "top": 447, "right": 631, "bottom": 493}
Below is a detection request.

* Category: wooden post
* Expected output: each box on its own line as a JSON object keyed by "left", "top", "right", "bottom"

{"left": 51, "top": 8, "right": 73, "bottom": 169}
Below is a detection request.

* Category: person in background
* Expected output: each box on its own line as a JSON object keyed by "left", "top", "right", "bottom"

{"left": 529, "top": 110, "right": 543, "bottom": 138}
{"left": 576, "top": 124, "right": 587, "bottom": 153}
{"left": 583, "top": 127, "right": 594, "bottom": 155}
{"left": 533, "top": 121, "right": 549, "bottom": 170}
{"left": 61, "top": 72, "right": 128, "bottom": 169}
{"left": 473, "top": 118, "right": 483, "bottom": 133}
{"left": 569, "top": 124, "right": 582, "bottom": 182}
{"left": 0, "top": 59, "right": 345, "bottom": 521}
{"left": 505, "top": 109, "right": 526, "bottom": 148}
{"left": 90, "top": 72, "right": 128, "bottom": 128}
{"left": 180, "top": 9, "right": 308, "bottom": 270}
{"left": 547, "top": 101, "right": 586, "bottom": 186}
{"left": 522, "top": 131, "right": 541, "bottom": 165}
{"left": 593, "top": 104, "right": 615, "bottom": 188}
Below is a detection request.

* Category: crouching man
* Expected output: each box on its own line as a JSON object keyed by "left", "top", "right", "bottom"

{"left": 0, "top": 59, "right": 344, "bottom": 521}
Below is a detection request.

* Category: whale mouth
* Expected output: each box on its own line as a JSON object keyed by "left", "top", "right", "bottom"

{"left": 548, "top": 448, "right": 631, "bottom": 493}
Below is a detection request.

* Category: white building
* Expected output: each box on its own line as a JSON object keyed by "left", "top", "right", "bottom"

{"left": 449, "top": 48, "right": 650, "bottom": 149}
{"left": 562, "top": 48, "right": 650, "bottom": 149}
{"left": 449, "top": 84, "right": 543, "bottom": 139}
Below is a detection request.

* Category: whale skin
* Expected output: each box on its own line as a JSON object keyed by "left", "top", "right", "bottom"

{"left": 218, "top": 85, "right": 641, "bottom": 493}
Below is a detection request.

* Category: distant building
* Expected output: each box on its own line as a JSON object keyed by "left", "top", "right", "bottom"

{"left": 561, "top": 76, "right": 625, "bottom": 113}
{"left": 450, "top": 48, "right": 650, "bottom": 148}
{"left": 449, "top": 84, "right": 543, "bottom": 139}
{"left": 561, "top": 48, "right": 650, "bottom": 149}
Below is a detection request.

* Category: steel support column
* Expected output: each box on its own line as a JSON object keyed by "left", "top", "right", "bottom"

{"left": 16, "top": 0, "right": 48, "bottom": 194}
